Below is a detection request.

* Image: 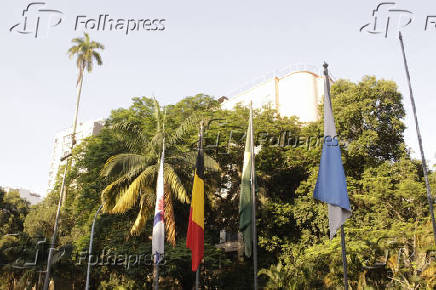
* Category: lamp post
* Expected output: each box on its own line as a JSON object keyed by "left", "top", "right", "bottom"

{"left": 85, "top": 204, "right": 103, "bottom": 290}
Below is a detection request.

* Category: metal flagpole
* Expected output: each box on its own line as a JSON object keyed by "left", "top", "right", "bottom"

{"left": 324, "top": 63, "right": 349, "bottom": 290}
{"left": 44, "top": 68, "right": 84, "bottom": 289}
{"left": 195, "top": 121, "right": 204, "bottom": 290}
{"left": 154, "top": 259, "right": 159, "bottom": 290}
{"left": 249, "top": 102, "right": 258, "bottom": 290}
{"left": 195, "top": 268, "right": 200, "bottom": 290}
{"left": 340, "top": 226, "right": 349, "bottom": 290}
{"left": 399, "top": 32, "right": 436, "bottom": 245}
{"left": 85, "top": 204, "right": 103, "bottom": 290}
{"left": 43, "top": 161, "right": 69, "bottom": 290}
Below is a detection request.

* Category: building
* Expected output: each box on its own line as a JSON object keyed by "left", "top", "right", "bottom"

{"left": 2, "top": 186, "right": 42, "bottom": 205}
{"left": 215, "top": 230, "right": 244, "bottom": 260}
{"left": 221, "top": 65, "right": 326, "bottom": 122}
{"left": 47, "top": 119, "right": 104, "bottom": 192}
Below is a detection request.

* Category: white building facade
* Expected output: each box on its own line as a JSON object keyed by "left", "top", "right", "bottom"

{"left": 222, "top": 66, "right": 326, "bottom": 122}
{"left": 47, "top": 120, "right": 104, "bottom": 192}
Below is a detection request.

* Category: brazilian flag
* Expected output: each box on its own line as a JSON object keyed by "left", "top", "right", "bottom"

{"left": 239, "top": 109, "right": 255, "bottom": 257}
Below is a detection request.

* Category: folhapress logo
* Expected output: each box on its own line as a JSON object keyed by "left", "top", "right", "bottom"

{"left": 74, "top": 15, "right": 166, "bottom": 35}
{"left": 10, "top": 2, "right": 167, "bottom": 38}
{"left": 10, "top": 2, "right": 63, "bottom": 38}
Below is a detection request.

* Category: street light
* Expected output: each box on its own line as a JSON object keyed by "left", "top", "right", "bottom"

{"left": 85, "top": 204, "right": 103, "bottom": 290}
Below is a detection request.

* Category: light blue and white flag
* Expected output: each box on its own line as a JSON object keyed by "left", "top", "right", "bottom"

{"left": 314, "top": 65, "right": 351, "bottom": 239}
{"left": 152, "top": 144, "right": 165, "bottom": 263}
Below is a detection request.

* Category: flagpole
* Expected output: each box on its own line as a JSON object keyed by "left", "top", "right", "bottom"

{"left": 249, "top": 102, "right": 258, "bottom": 290}
{"left": 323, "top": 63, "right": 349, "bottom": 290}
{"left": 192, "top": 121, "right": 204, "bottom": 290}
{"left": 154, "top": 259, "right": 159, "bottom": 290}
{"left": 399, "top": 32, "right": 436, "bottom": 245}
{"left": 340, "top": 226, "right": 349, "bottom": 290}
{"left": 43, "top": 162, "right": 68, "bottom": 290}
{"left": 153, "top": 106, "right": 167, "bottom": 290}
{"left": 195, "top": 268, "right": 199, "bottom": 290}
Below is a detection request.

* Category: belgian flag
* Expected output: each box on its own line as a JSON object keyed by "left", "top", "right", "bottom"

{"left": 186, "top": 128, "right": 204, "bottom": 272}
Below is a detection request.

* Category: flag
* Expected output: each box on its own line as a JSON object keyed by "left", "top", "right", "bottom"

{"left": 314, "top": 65, "right": 352, "bottom": 239}
{"left": 239, "top": 107, "right": 254, "bottom": 257}
{"left": 186, "top": 132, "right": 204, "bottom": 272}
{"left": 152, "top": 145, "right": 165, "bottom": 263}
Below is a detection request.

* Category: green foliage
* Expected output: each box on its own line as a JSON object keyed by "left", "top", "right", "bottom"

{"left": 3, "top": 76, "right": 435, "bottom": 289}
{"left": 257, "top": 77, "right": 435, "bottom": 289}
{"left": 0, "top": 188, "right": 35, "bottom": 289}
{"left": 100, "top": 96, "right": 220, "bottom": 244}
{"left": 331, "top": 77, "right": 406, "bottom": 177}
{"left": 67, "top": 32, "right": 104, "bottom": 73}
{"left": 0, "top": 189, "right": 29, "bottom": 236}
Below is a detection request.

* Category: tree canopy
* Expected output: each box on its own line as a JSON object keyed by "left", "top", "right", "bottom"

{"left": 1, "top": 77, "right": 435, "bottom": 289}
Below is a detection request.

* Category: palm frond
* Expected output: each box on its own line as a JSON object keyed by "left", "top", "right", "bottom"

{"left": 168, "top": 152, "right": 221, "bottom": 171}
{"left": 67, "top": 46, "right": 80, "bottom": 57}
{"left": 164, "top": 164, "right": 189, "bottom": 203}
{"left": 166, "top": 114, "right": 203, "bottom": 146}
{"left": 71, "top": 38, "right": 83, "bottom": 44}
{"left": 164, "top": 183, "right": 176, "bottom": 246}
{"left": 150, "top": 132, "right": 163, "bottom": 151}
{"left": 84, "top": 32, "right": 90, "bottom": 43}
{"left": 112, "top": 121, "right": 149, "bottom": 152}
{"left": 111, "top": 165, "right": 157, "bottom": 213}
{"left": 101, "top": 153, "right": 147, "bottom": 178}
{"left": 101, "top": 185, "right": 126, "bottom": 213}
{"left": 92, "top": 51, "right": 103, "bottom": 65}
{"left": 153, "top": 98, "right": 161, "bottom": 133}
{"left": 130, "top": 187, "right": 154, "bottom": 235}
{"left": 90, "top": 42, "right": 105, "bottom": 50}
{"left": 68, "top": 33, "right": 103, "bottom": 73}
{"left": 101, "top": 162, "right": 151, "bottom": 212}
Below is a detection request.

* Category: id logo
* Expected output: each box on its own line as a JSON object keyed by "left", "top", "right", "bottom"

{"left": 9, "top": 2, "right": 63, "bottom": 38}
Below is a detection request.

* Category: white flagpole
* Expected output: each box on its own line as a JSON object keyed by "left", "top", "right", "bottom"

{"left": 154, "top": 106, "right": 167, "bottom": 290}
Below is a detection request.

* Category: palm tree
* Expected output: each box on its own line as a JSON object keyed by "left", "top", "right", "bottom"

{"left": 67, "top": 32, "right": 104, "bottom": 146}
{"left": 100, "top": 99, "right": 220, "bottom": 246}
{"left": 43, "top": 34, "right": 104, "bottom": 290}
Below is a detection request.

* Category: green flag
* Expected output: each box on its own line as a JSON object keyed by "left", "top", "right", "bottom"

{"left": 239, "top": 108, "right": 254, "bottom": 257}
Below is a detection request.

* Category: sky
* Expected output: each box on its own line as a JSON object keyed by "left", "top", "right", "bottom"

{"left": 1, "top": 0, "right": 436, "bottom": 196}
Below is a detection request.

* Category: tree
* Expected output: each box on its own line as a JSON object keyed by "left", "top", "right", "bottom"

{"left": 0, "top": 188, "right": 34, "bottom": 290}
{"left": 100, "top": 98, "right": 220, "bottom": 245}
{"left": 330, "top": 76, "right": 406, "bottom": 177}
{"left": 4, "top": 76, "right": 429, "bottom": 288}
{"left": 0, "top": 188, "right": 29, "bottom": 237}
{"left": 67, "top": 32, "right": 104, "bottom": 146}
{"left": 257, "top": 76, "right": 435, "bottom": 289}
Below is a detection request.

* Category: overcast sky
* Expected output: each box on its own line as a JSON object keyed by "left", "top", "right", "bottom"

{"left": 1, "top": 0, "right": 436, "bottom": 195}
